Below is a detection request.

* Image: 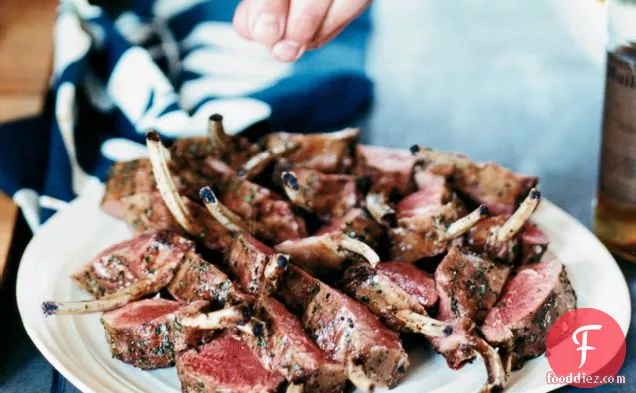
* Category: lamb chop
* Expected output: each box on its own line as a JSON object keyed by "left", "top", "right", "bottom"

{"left": 100, "top": 298, "right": 245, "bottom": 369}
{"left": 481, "top": 253, "right": 577, "bottom": 371}
{"left": 41, "top": 231, "right": 195, "bottom": 315}
{"left": 389, "top": 179, "right": 489, "bottom": 263}
{"left": 341, "top": 261, "right": 451, "bottom": 337}
{"left": 279, "top": 264, "right": 410, "bottom": 391}
{"left": 411, "top": 145, "right": 538, "bottom": 215}
{"left": 41, "top": 230, "right": 251, "bottom": 316}
{"left": 101, "top": 116, "right": 239, "bottom": 219}
{"left": 146, "top": 130, "right": 306, "bottom": 245}
{"left": 353, "top": 145, "right": 416, "bottom": 228}
{"left": 264, "top": 128, "right": 360, "bottom": 174}
{"left": 177, "top": 333, "right": 286, "bottom": 393}
{"left": 459, "top": 189, "right": 542, "bottom": 264}
{"left": 221, "top": 175, "right": 307, "bottom": 243}
{"left": 431, "top": 246, "right": 509, "bottom": 392}
{"left": 166, "top": 250, "right": 254, "bottom": 307}
{"left": 313, "top": 208, "right": 384, "bottom": 248}
{"left": 280, "top": 169, "right": 360, "bottom": 221}
{"left": 274, "top": 207, "right": 385, "bottom": 275}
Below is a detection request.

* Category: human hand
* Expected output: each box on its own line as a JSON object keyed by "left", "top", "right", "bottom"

{"left": 233, "top": 0, "right": 372, "bottom": 62}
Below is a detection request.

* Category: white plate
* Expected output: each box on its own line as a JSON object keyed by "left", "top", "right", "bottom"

{"left": 17, "top": 182, "right": 631, "bottom": 393}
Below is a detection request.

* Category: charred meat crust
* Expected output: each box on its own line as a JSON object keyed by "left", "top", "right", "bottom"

{"left": 101, "top": 299, "right": 211, "bottom": 369}
{"left": 249, "top": 296, "right": 348, "bottom": 393}
{"left": 480, "top": 255, "right": 577, "bottom": 369}
{"left": 341, "top": 261, "right": 438, "bottom": 330}
{"left": 264, "top": 129, "right": 360, "bottom": 174}
{"left": 278, "top": 265, "right": 410, "bottom": 388}
{"left": 71, "top": 231, "right": 194, "bottom": 298}
{"left": 167, "top": 251, "right": 253, "bottom": 307}
{"left": 436, "top": 246, "right": 512, "bottom": 324}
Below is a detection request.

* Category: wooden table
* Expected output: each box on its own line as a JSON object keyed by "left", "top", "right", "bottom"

{"left": 0, "top": 0, "right": 57, "bottom": 285}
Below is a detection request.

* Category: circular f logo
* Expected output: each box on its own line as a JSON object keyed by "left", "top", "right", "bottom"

{"left": 546, "top": 308, "right": 626, "bottom": 388}
{"left": 572, "top": 324, "right": 602, "bottom": 368}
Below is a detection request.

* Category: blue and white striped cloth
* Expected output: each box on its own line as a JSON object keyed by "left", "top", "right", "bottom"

{"left": 0, "top": 0, "right": 372, "bottom": 230}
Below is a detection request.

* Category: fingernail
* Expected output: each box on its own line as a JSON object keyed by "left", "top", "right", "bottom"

{"left": 272, "top": 40, "right": 305, "bottom": 62}
{"left": 252, "top": 13, "right": 281, "bottom": 44}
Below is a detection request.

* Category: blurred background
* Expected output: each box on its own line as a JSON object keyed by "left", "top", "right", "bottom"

{"left": 364, "top": 0, "right": 605, "bottom": 224}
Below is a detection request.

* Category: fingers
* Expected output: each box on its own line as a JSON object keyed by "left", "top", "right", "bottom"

{"left": 233, "top": 0, "right": 289, "bottom": 46}
{"left": 270, "top": 0, "right": 333, "bottom": 61}
{"left": 233, "top": 0, "right": 252, "bottom": 40}
{"left": 308, "top": 0, "right": 371, "bottom": 49}
{"left": 234, "top": 0, "right": 371, "bottom": 62}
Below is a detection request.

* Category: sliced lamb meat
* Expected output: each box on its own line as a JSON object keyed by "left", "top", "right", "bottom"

{"left": 225, "top": 233, "right": 290, "bottom": 296}
{"left": 353, "top": 145, "right": 416, "bottom": 197}
{"left": 167, "top": 250, "right": 253, "bottom": 307}
{"left": 353, "top": 146, "right": 416, "bottom": 229}
{"left": 278, "top": 265, "right": 410, "bottom": 390}
{"left": 250, "top": 296, "right": 348, "bottom": 392}
{"left": 200, "top": 186, "right": 290, "bottom": 297}
{"left": 101, "top": 299, "right": 213, "bottom": 369}
{"left": 460, "top": 189, "right": 541, "bottom": 264}
{"left": 222, "top": 176, "right": 307, "bottom": 243}
{"left": 389, "top": 185, "right": 487, "bottom": 263}
{"left": 264, "top": 128, "right": 360, "bottom": 173}
{"left": 71, "top": 231, "right": 193, "bottom": 298}
{"left": 102, "top": 159, "right": 155, "bottom": 218}
{"left": 281, "top": 169, "right": 360, "bottom": 220}
{"left": 519, "top": 223, "right": 549, "bottom": 264}
{"left": 177, "top": 333, "right": 286, "bottom": 393}
{"left": 314, "top": 208, "right": 383, "bottom": 248}
{"left": 430, "top": 246, "right": 510, "bottom": 391}
{"left": 436, "top": 247, "right": 512, "bottom": 324}
{"left": 102, "top": 143, "right": 234, "bottom": 219}
{"left": 341, "top": 261, "right": 448, "bottom": 337}
{"left": 119, "top": 192, "right": 183, "bottom": 234}
{"left": 412, "top": 145, "right": 538, "bottom": 215}
{"left": 374, "top": 262, "right": 439, "bottom": 309}
{"left": 481, "top": 253, "right": 576, "bottom": 370}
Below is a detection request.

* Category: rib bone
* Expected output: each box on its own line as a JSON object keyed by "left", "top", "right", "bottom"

{"left": 473, "top": 337, "right": 507, "bottom": 393}
{"left": 285, "top": 383, "right": 304, "bottom": 393}
{"left": 42, "top": 264, "right": 175, "bottom": 315}
{"left": 263, "top": 254, "right": 290, "bottom": 295}
{"left": 496, "top": 188, "right": 540, "bottom": 243}
{"left": 238, "top": 142, "right": 300, "bottom": 179}
{"left": 208, "top": 114, "right": 228, "bottom": 151}
{"left": 199, "top": 186, "right": 266, "bottom": 236}
{"left": 338, "top": 236, "right": 380, "bottom": 267}
{"left": 281, "top": 171, "right": 312, "bottom": 211}
{"left": 444, "top": 205, "right": 489, "bottom": 240}
{"left": 146, "top": 131, "right": 202, "bottom": 235}
{"left": 395, "top": 310, "right": 452, "bottom": 338}
{"left": 365, "top": 193, "right": 397, "bottom": 228}
{"left": 346, "top": 360, "right": 375, "bottom": 393}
